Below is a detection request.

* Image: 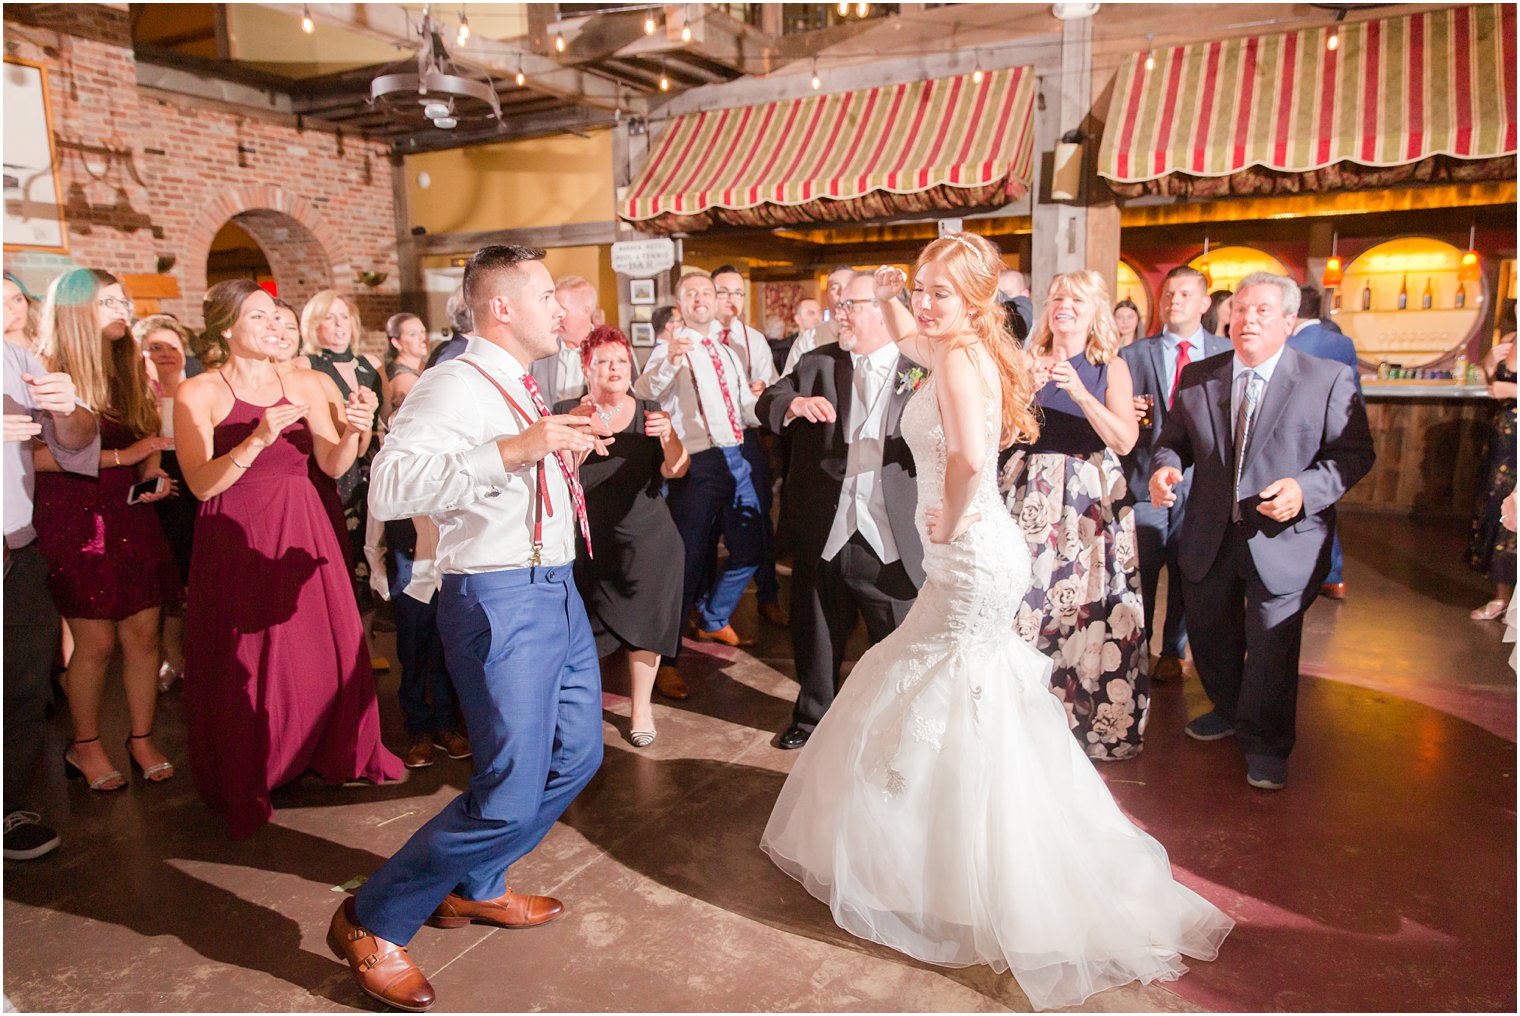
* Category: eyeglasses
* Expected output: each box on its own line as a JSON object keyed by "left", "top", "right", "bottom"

{"left": 714, "top": 288, "right": 745, "bottom": 298}
{"left": 97, "top": 297, "right": 134, "bottom": 313}
{"left": 839, "top": 299, "right": 876, "bottom": 313}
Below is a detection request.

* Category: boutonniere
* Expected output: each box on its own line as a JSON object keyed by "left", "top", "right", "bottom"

{"left": 896, "top": 367, "right": 927, "bottom": 394}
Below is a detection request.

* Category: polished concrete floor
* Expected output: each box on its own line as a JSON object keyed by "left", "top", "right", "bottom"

{"left": 3, "top": 512, "right": 1515, "bottom": 1012}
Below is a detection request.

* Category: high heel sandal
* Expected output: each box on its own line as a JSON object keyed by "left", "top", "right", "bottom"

{"left": 1471, "top": 598, "right": 1510, "bottom": 621}
{"left": 125, "top": 731, "right": 175, "bottom": 782}
{"left": 63, "top": 737, "right": 126, "bottom": 792}
{"left": 156, "top": 661, "right": 182, "bottom": 694}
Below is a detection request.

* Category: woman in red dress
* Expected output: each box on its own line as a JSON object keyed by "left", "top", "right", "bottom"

{"left": 34, "top": 269, "right": 180, "bottom": 792}
{"left": 175, "top": 280, "right": 402, "bottom": 839}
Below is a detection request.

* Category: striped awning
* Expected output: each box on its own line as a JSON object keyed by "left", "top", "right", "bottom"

{"left": 1099, "top": 4, "right": 1517, "bottom": 194}
{"left": 620, "top": 67, "right": 1036, "bottom": 233}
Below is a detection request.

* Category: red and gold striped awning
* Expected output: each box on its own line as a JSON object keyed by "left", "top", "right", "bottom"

{"left": 620, "top": 67, "right": 1036, "bottom": 233}
{"left": 1099, "top": 4, "right": 1517, "bottom": 197}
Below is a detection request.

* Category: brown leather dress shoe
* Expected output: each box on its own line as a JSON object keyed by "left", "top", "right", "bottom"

{"left": 427, "top": 886, "right": 564, "bottom": 930}
{"left": 1320, "top": 581, "right": 1347, "bottom": 600}
{"left": 758, "top": 601, "right": 789, "bottom": 627}
{"left": 437, "top": 730, "right": 472, "bottom": 760}
{"left": 1152, "top": 655, "right": 1184, "bottom": 681}
{"left": 327, "top": 897, "right": 436, "bottom": 1012}
{"left": 403, "top": 735, "right": 435, "bottom": 769}
{"left": 655, "top": 665, "right": 689, "bottom": 700}
{"left": 694, "top": 623, "right": 755, "bottom": 647}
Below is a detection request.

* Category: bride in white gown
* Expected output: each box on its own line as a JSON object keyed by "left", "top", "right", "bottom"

{"left": 760, "top": 233, "right": 1234, "bottom": 1011}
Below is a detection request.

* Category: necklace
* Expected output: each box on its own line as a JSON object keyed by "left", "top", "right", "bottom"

{"left": 593, "top": 399, "right": 621, "bottom": 428}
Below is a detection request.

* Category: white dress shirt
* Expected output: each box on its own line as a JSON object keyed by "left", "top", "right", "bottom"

{"left": 714, "top": 319, "right": 780, "bottom": 387}
{"left": 820, "top": 342, "right": 900, "bottom": 565}
{"left": 551, "top": 342, "right": 586, "bottom": 404}
{"left": 1159, "top": 325, "right": 1208, "bottom": 397}
{"left": 369, "top": 336, "right": 577, "bottom": 572}
{"left": 632, "top": 322, "right": 759, "bottom": 454}
{"left": 1230, "top": 344, "right": 1287, "bottom": 422}
{"left": 782, "top": 318, "right": 841, "bottom": 377}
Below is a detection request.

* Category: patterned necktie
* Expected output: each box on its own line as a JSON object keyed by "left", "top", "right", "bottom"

{"left": 699, "top": 338, "right": 745, "bottom": 441}
{"left": 1231, "top": 369, "right": 1264, "bottom": 523}
{"left": 519, "top": 372, "right": 594, "bottom": 556}
{"left": 1169, "top": 340, "right": 1192, "bottom": 407}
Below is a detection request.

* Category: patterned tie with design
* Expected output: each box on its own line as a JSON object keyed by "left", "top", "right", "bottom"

{"left": 1230, "top": 369, "right": 1264, "bottom": 523}
{"left": 519, "top": 372, "right": 594, "bottom": 557}
{"left": 699, "top": 338, "right": 745, "bottom": 441}
{"left": 1169, "top": 340, "right": 1192, "bottom": 407}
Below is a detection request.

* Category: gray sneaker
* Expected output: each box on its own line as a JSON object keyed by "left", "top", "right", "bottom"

{"left": 1246, "top": 754, "right": 1288, "bottom": 790}
{"left": 1184, "top": 711, "right": 1236, "bottom": 741}
{"left": 3, "top": 812, "right": 60, "bottom": 860}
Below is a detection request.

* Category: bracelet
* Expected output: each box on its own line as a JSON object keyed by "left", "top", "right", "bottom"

{"left": 229, "top": 452, "right": 251, "bottom": 469}
{"left": 112, "top": 449, "right": 121, "bottom": 467}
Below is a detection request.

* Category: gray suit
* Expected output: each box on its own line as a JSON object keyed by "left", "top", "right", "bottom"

{"left": 1118, "top": 331, "right": 1230, "bottom": 660}
{"left": 1154, "top": 345, "right": 1373, "bottom": 759}
{"left": 528, "top": 342, "right": 586, "bottom": 405}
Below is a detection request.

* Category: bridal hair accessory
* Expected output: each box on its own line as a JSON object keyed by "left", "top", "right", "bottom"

{"left": 949, "top": 233, "right": 991, "bottom": 273}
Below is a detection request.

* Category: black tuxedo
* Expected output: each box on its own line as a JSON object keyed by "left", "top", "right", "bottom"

{"left": 1154, "top": 344, "right": 1374, "bottom": 759}
{"left": 759, "top": 344, "right": 925, "bottom": 732}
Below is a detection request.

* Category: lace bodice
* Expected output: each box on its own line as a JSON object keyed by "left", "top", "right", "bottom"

{"left": 901, "top": 374, "right": 1006, "bottom": 533}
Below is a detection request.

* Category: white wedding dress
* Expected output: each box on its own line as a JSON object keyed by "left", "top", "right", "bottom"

{"left": 760, "top": 374, "right": 1234, "bottom": 1011}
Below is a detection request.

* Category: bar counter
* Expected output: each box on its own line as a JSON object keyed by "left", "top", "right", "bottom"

{"left": 1343, "top": 381, "right": 1502, "bottom": 517}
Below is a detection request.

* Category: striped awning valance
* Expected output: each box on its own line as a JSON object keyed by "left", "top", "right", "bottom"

{"left": 1099, "top": 4, "right": 1517, "bottom": 190}
{"left": 620, "top": 67, "right": 1036, "bottom": 233}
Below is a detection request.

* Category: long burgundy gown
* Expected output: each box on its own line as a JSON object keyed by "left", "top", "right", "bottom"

{"left": 184, "top": 380, "right": 402, "bottom": 839}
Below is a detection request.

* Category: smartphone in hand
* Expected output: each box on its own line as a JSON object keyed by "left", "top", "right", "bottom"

{"left": 127, "top": 476, "right": 166, "bottom": 505}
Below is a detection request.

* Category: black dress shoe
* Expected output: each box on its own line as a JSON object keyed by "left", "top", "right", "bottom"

{"left": 777, "top": 724, "right": 811, "bottom": 750}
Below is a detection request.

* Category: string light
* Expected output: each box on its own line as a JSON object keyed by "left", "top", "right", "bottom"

{"left": 644, "top": 13, "right": 656, "bottom": 34}
{"left": 301, "top": 4, "right": 314, "bottom": 33}
{"left": 456, "top": 7, "right": 470, "bottom": 46}
{"left": 971, "top": 53, "right": 984, "bottom": 84}
{"left": 810, "top": 59, "right": 821, "bottom": 90}
{"left": 659, "top": 60, "right": 670, "bottom": 92}
{"left": 1143, "top": 33, "right": 1155, "bottom": 71}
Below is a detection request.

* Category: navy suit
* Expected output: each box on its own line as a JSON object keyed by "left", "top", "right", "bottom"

{"left": 1118, "top": 330, "right": 1230, "bottom": 660}
{"left": 1287, "top": 321, "right": 1363, "bottom": 584}
{"left": 1154, "top": 345, "right": 1373, "bottom": 759}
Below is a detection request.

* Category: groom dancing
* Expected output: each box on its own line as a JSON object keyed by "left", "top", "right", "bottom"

{"left": 759, "top": 271, "right": 925, "bottom": 749}
{"left": 334, "top": 245, "right": 606, "bottom": 1011}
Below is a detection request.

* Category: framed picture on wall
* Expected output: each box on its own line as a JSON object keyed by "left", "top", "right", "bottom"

{"left": 629, "top": 278, "right": 656, "bottom": 305}
{"left": 3, "top": 57, "right": 68, "bottom": 254}
{"left": 630, "top": 322, "right": 655, "bottom": 347}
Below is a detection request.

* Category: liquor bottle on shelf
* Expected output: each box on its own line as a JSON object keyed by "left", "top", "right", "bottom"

{"left": 1361, "top": 280, "right": 1373, "bottom": 311}
{"left": 1455, "top": 283, "right": 1468, "bottom": 308}
{"left": 1454, "top": 351, "right": 1469, "bottom": 384}
{"left": 1397, "top": 274, "right": 1408, "bottom": 310}
{"left": 1421, "top": 277, "right": 1433, "bottom": 309}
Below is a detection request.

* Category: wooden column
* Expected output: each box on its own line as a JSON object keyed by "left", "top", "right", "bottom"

{"left": 391, "top": 156, "right": 424, "bottom": 317}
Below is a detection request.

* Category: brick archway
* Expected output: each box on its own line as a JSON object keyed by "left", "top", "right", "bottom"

{"left": 182, "top": 184, "right": 352, "bottom": 320}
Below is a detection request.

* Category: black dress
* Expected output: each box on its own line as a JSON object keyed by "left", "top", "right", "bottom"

{"left": 1467, "top": 360, "right": 1517, "bottom": 585}
{"left": 555, "top": 398, "right": 684, "bottom": 658}
{"left": 307, "top": 351, "right": 383, "bottom": 613}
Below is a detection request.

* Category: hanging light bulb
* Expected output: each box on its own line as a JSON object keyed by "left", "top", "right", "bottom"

{"left": 457, "top": 9, "right": 470, "bottom": 46}
{"left": 555, "top": 27, "right": 566, "bottom": 52}
{"left": 810, "top": 60, "right": 821, "bottom": 90}
{"left": 301, "top": 4, "right": 314, "bottom": 33}
{"left": 857, "top": 2, "right": 869, "bottom": 15}
{"left": 644, "top": 13, "right": 656, "bottom": 34}
{"left": 837, "top": 1, "right": 849, "bottom": 14}
{"left": 973, "top": 66, "right": 984, "bottom": 84}
{"left": 1327, "top": 27, "right": 1340, "bottom": 51}
{"left": 681, "top": 23, "right": 691, "bottom": 42}
{"left": 659, "top": 70, "right": 670, "bottom": 92}
{"left": 1143, "top": 34, "right": 1155, "bottom": 71}
{"left": 1459, "top": 224, "right": 1482, "bottom": 282}
{"left": 1322, "top": 231, "right": 1343, "bottom": 288}
{"left": 515, "top": 56, "right": 526, "bottom": 87}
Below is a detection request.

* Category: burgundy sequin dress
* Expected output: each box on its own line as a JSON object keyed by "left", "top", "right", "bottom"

{"left": 34, "top": 417, "right": 179, "bottom": 619}
{"left": 183, "top": 379, "right": 402, "bottom": 839}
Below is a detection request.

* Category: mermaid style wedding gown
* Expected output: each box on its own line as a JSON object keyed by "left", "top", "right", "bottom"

{"left": 760, "top": 375, "right": 1234, "bottom": 1011}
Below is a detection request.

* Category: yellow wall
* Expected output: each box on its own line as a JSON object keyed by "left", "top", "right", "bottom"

{"left": 419, "top": 247, "right": 618, "bottom": 325}
{"left": 405, "top": 131, "right": 615, "bottom": 235}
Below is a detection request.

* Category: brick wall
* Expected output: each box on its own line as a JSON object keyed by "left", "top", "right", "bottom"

{"left": 3, "top": 3, "right": 399, "bottom": 353}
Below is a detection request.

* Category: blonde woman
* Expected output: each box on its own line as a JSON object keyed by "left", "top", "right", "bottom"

{"left": 760, "top": 234, "right": 1232, "bottom": 1010}
{"left": 1000, "top": 269, "right": 1149, "bottom": 761}
{"left": 34, "top": 269, "right": 179, "bottom": 791}
{"left": 296, "top": 291, "right": 386, "bottom": 664}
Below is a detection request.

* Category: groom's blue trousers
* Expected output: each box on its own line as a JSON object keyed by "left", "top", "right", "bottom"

{"left": 354, "top": 562, "right": 603, "bottom": 945}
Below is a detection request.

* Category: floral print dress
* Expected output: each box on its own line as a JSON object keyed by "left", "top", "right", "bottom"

{"left": 1000, "top": 353, "right": 1149, "bottom": 760}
